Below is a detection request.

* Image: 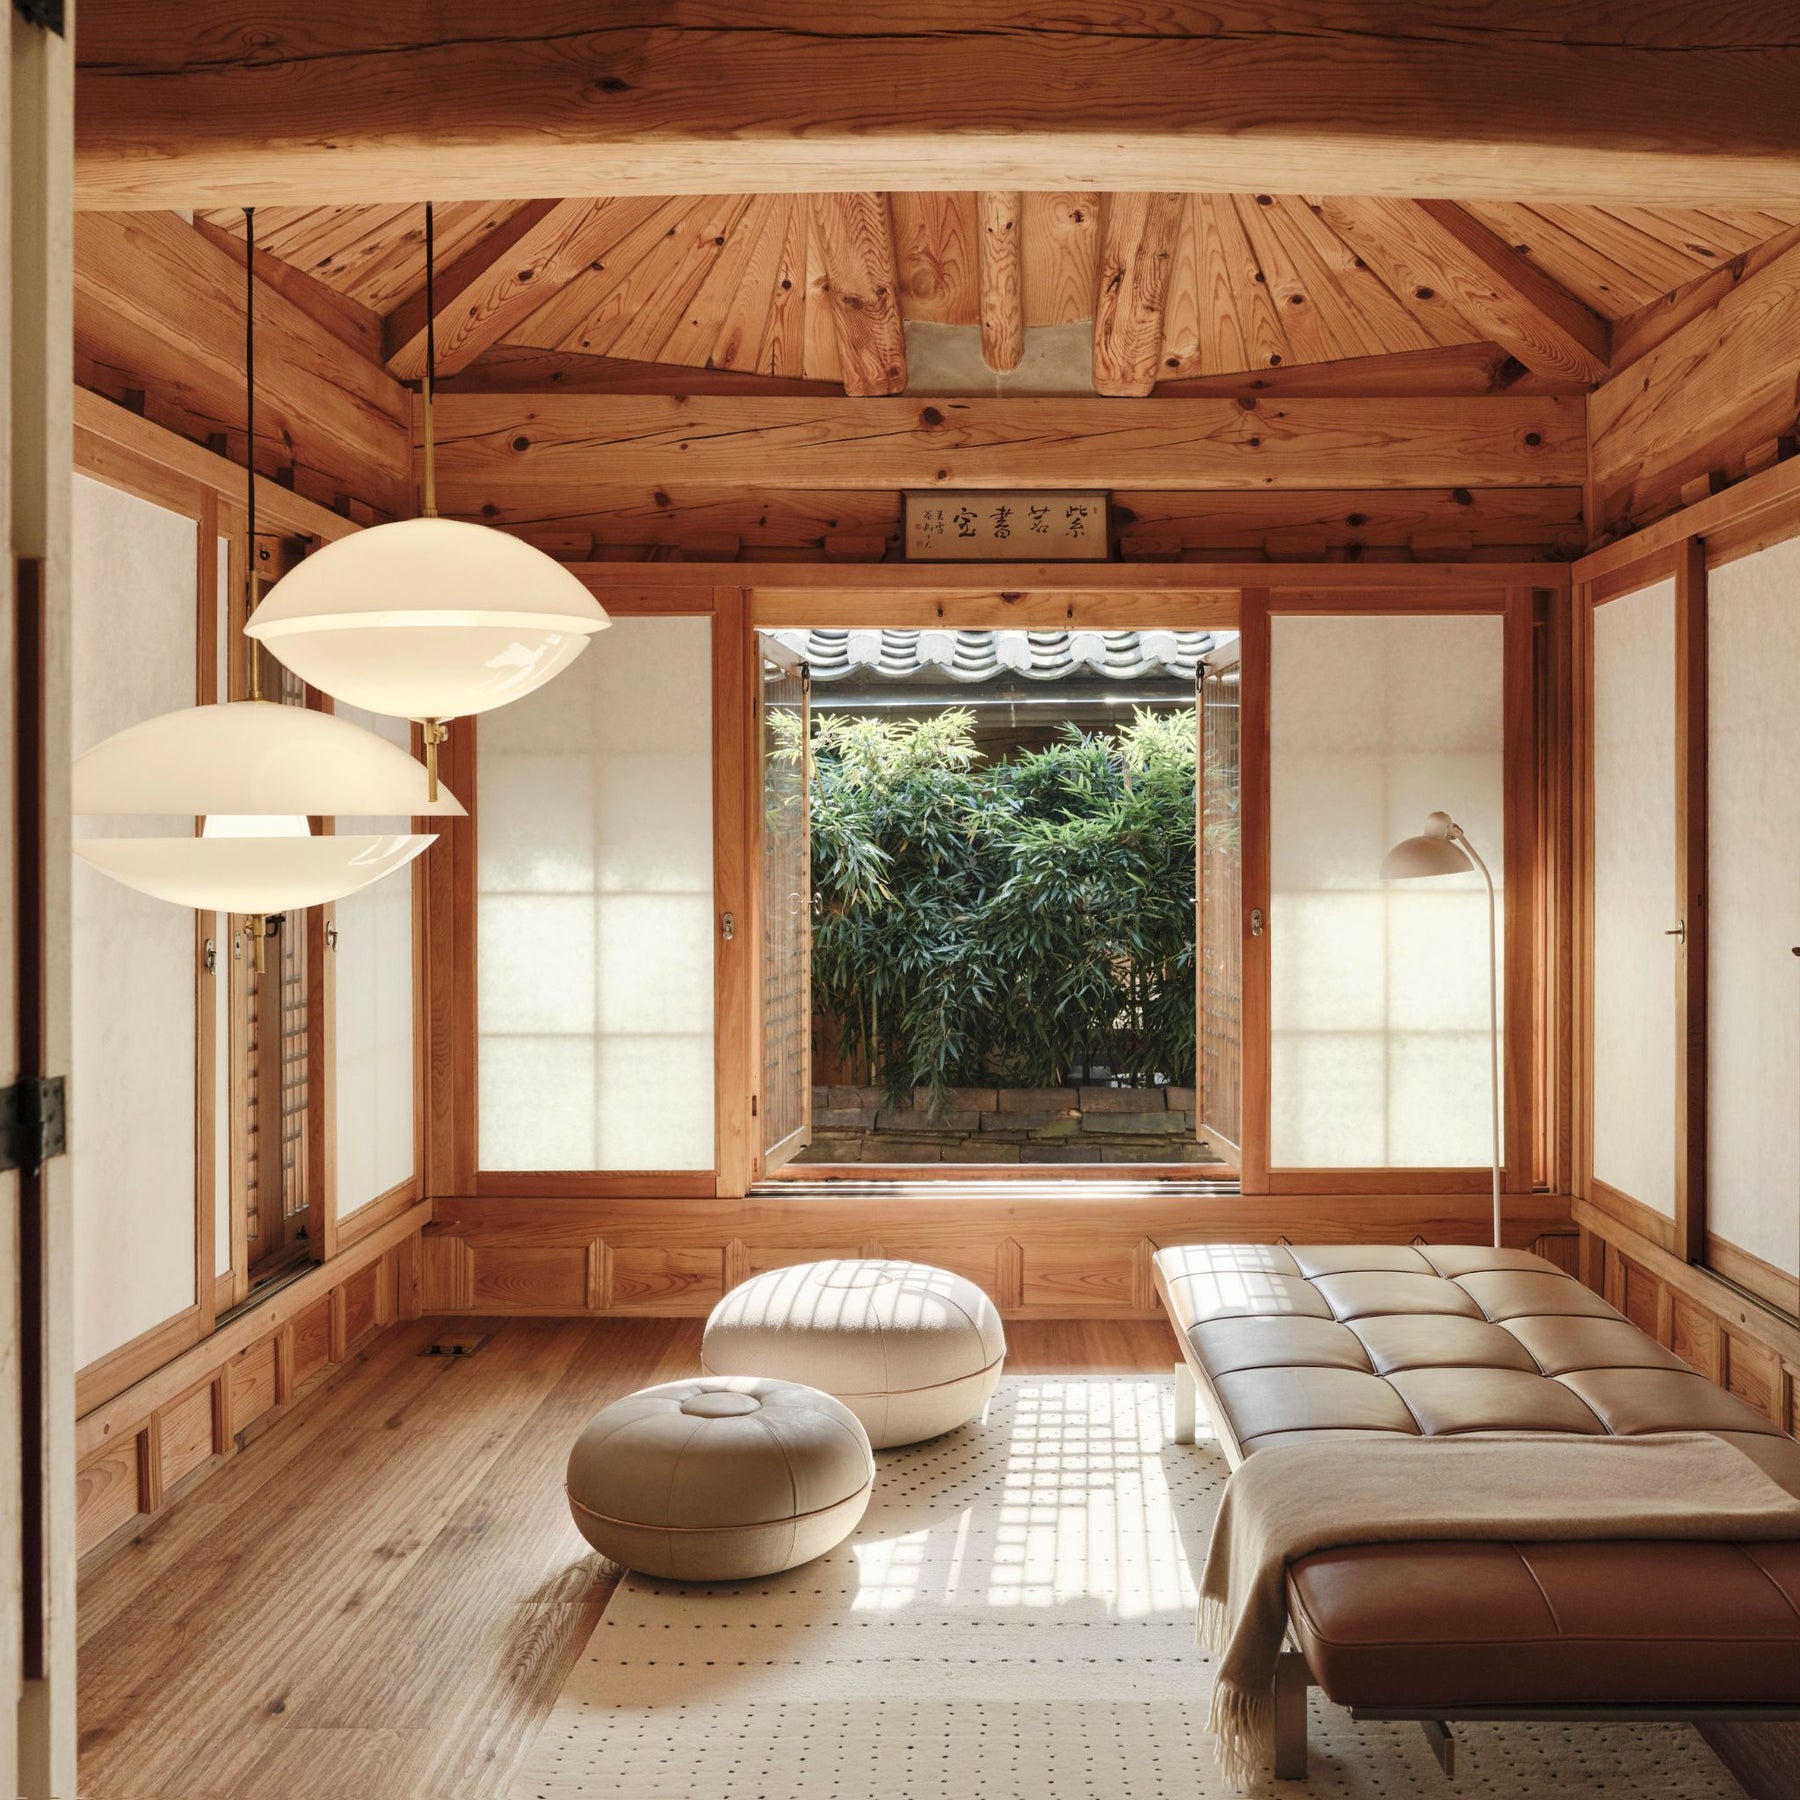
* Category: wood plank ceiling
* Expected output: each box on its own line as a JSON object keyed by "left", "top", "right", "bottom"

{"left": 201, "top": 194, "right": 1800, "bottom": 398}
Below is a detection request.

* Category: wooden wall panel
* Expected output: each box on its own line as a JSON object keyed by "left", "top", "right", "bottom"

{"left": 156, "top": 1385, "right": 216, "bottom": 1496}
{"left": 337, "top": 1262, "right": 381, "bottom": 1350}
{"left": 469, "top": 1246, "right": 589, "bottom": 1314}
{"left": 1578, "top": 1202, "right": 1800, "bottom": 1441}
{"left": 609, "top": 1248, "right": 725, "bottom": 1314}
{"left": 75, "top": 1447, "right": 140, "bottom": 1560}
{"left": 422, "top": 1193, "right": 1576, "bottom": 1322}
{"left": 227, "top": 1340, "right": 278, "bottom": 1438}
{"left": 76, "top": 1218, "right": 428, "bottom": 1572}
{"left": 290, "top": 1298, "right": 333, "bottom": 1389}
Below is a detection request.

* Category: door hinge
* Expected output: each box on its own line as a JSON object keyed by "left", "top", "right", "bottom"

{"left": 1, "top": 1075, "right": 67, "bottom": 1175}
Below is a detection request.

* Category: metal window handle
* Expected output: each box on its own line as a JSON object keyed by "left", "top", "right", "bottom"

{"left": 721, "top": 913, "right": 735, "bottom": 941}
{"left": 1250, "top": 908, "right": 1265, "bottom": 937}
{"left": 1665, "top": 922, "right": 1686, "bottom": 945}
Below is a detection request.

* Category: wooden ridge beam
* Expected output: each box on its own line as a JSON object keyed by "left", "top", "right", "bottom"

{"left": 1093, "top": 193, "right": 1183, "bottom": 397}
{"left": 428, "top": 392, "right": 1584, "bottom": 504}
{"left": 809, "top": 194, "right": 906, "bottom": 396}
{"left": 1313, "top": 197, "right": 1611, "bottom": 385}
{"left": 977, "top": 191, "right": 1024, "bottom": 374}
{"left": 438, "top": 479, "right": 1583, "bottom": 559}
{"left": 75, "top": 7, "right": 1800, "bottom": 209}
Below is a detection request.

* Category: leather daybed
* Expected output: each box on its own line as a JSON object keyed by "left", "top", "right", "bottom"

{"left": 1156, "top": 1241, "right": 1800, "bottom": 1778}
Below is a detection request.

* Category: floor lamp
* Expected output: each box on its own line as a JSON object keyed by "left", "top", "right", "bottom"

{"left": 1380, "top": 811, "right": 1502, "bottom": 1248}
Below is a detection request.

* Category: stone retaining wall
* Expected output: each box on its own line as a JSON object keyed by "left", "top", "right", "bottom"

{"left": 797, "top": 1084, "right": 1223, "bottom": 1164}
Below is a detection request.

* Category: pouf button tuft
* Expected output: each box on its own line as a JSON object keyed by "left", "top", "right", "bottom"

{"left": 680, "top": 1391, "right": 762, "bottom": 1418}
{"left": 703, "top": 1259, "right": 1006, "bottom": 1449}
{"left": 566, "top": 1377, "right": 873, "bottom": 1581}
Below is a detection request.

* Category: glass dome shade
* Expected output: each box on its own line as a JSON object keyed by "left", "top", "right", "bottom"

{"left": 71, "top": 700, "right": 466, "bottom": 819}
{"left": 73, "top": 832, "right": 437, "bottom": 915}
{"left": 243, "top": 516, "right": 611, "bottom": 722}
{"left": 72, "top": 700, "right": 461, "bottom": 915}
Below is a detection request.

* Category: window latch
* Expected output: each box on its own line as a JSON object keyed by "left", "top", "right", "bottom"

{"left": 721, "top": 912, "right": 736, "bottom": 941}
{"left": 0, "top": 1076, "right": 67, "bottom": 1175}
{"left": 1665, "top": 921, "right": 1686, "bottom": 946}
{"left": 1250, "top": 908, "right": 1266, "bottom": 937}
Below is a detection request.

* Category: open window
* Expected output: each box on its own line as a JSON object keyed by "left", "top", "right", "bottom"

{"left": 1198, "top": 636, "right": 1243, "bottom": 1165}
{"left": 757, "top": 640, "right": 812, "bottom": 1175}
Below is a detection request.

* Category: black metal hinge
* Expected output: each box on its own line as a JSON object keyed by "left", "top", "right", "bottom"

{"left": 12, "top": 0, "right": 64, "bottom": 35}
{"left": 1, "top": 1076, "right": 67, "bottom": 1175}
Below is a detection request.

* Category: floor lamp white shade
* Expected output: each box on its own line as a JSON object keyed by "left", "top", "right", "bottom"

{"left": 73, "top": 699, "right": 464, "bottom": 915}
{"left": 244, "top": 516, "right": 612, "bottom": 724}
{"left": 1380, "top": 811, "right": 1503, "bottom": 1248}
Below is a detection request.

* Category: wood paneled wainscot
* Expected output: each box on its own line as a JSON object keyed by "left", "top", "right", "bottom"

{"left": 75, "top": 1203, "right": 428, "bottom": 1566}
{"left": 423, "top": 1193, "right": 1578, "bottom": 1322}
{"left": 1575, "top": 1199, "right": 1799, "bottom": 1435}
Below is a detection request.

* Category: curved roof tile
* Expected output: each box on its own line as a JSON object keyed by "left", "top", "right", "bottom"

{"left": 767, "top": 628, "right": 1219, "bottom": 685}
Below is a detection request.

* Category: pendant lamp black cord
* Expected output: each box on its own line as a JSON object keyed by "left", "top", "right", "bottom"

{"left": 244, "top": 205, "right": 259, "bottom": 700}
{"left": 422, "top": 201, "right": 437, "bottom": 517}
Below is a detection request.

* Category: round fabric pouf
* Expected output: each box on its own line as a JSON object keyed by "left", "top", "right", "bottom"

{"left": 702, "top": 1259, "right": 1006, "bottom": 1449}
{"left": 565, "top": 1377, "right": 873, "bottom": 1581}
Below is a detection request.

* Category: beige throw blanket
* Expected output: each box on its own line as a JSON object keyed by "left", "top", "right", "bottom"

{"left": 1198, "top": 1431, "right": 1800, "bottom": 1788}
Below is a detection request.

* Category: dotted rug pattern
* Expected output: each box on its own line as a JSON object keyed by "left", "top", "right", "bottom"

{"left": 512, "top": 1377, "right": 1738, "bottom": 1798}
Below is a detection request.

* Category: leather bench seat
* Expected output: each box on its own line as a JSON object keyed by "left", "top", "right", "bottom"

{"left": 1155, "top": 1242, "right": 1800, "bottom": 1710}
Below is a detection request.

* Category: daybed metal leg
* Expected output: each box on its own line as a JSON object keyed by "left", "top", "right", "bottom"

{"left": 1173, "top": 1361, "right": 1197, "bottom": 1444}
{"left": 1273, "top": 1652, "right": 1310, "bottom": 1781}
{"left": 1419, "top": 1720, "right": 1455, "bottom": 1777}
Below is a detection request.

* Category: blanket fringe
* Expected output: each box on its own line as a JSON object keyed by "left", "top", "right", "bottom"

{"left": 1197, "top": 1589, "right": 1231, "bottom": 1657}
{"left": 1207, "top": 1676, "right": 1276, "bottom": 1792}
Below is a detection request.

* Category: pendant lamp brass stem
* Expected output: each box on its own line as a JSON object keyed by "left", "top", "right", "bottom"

{"left": 423, "top": 719, "right": 448, "bottom": 803}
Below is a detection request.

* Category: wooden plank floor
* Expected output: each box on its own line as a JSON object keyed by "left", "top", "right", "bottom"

{"left": 77, "top": 1316, "right": 1170, "bottom": 1800}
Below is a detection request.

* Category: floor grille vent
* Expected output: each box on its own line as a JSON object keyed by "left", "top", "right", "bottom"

{"left": 425, "top": 1333, "right": 490, "bottom": 1359}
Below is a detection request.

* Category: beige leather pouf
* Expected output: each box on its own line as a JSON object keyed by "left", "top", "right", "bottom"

{"left": 565, "top": 1376, "right": 874, "bottom": 1581}
{"left": 702, "top": 1259, "right": 1006, "bottom": 1449}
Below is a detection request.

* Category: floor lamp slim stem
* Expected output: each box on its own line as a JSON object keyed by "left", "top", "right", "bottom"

{"left": 1461, "top": 837, "right": 1503, "bottom": 1248}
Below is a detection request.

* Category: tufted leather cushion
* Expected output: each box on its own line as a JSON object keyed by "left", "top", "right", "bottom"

{"left": 1155, "top": 1243, "right": 1800, "bottom": 1709}
{"left": 1156, "top": 1242, "right": 1783, "bottom": 1451}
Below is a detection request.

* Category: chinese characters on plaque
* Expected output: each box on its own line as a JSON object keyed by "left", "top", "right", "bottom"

{"left": 903, "top": 491, "right": 1110, "bottom": 561}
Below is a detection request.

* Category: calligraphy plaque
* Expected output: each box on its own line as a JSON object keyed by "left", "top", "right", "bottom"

{"left": 902, "top": 491, "right": 1109, "bottom": 561}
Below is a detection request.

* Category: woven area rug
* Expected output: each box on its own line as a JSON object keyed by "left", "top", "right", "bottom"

{"left": 512, "top": 1376, "right": 1738, "bottom": 1798}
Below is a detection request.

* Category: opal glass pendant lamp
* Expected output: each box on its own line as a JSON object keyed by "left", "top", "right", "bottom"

{"left": 72, "top": 699, "right": 463, "bottom": 913}
{"left": 245, "top": 203, "right": 609, "bottom": 795}
{"left": 73, "top": 207, "right": 461, "bottom": 922}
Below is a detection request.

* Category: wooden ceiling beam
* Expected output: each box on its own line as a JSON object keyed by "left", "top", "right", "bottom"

{"left": 427, "top": 392, "right": 1583, "bottom": 502}
{"left": 1314, "top": 197, "right": 1611, "bottom": 384}
{"left": 383, "top": 198, "right": 629, "bottom": 381}
{"left": 977, "top": 192, "right": 1024, "bottom": 374}
{"left": 75, "top": 7, "right": 1800, "bottom": 209}
{"left": 808, "top": 194, "right": 906, "bottom": 397}
{"left": 1093, "top": 194, "right": 1183, "bottom": 397}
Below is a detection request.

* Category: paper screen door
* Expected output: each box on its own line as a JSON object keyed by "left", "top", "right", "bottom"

{"left": 758, "top": 640, "right": 812, "bottom": 1173}
{"left": 1199, "top": 638, "right": 1243, "bottom": 1163}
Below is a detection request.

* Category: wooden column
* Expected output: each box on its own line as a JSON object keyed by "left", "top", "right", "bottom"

{"left": 1093, "top": 192, "right": 1182, "bottom": 397}
{"left": 1673, "top": 536, "right": 1708, "bottom": 1266}
{"left": 809, "top": 194, "right": 907, "bottom": 397}
{"left": 977, "top": 191, "right": 1023, "bottom": 373}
